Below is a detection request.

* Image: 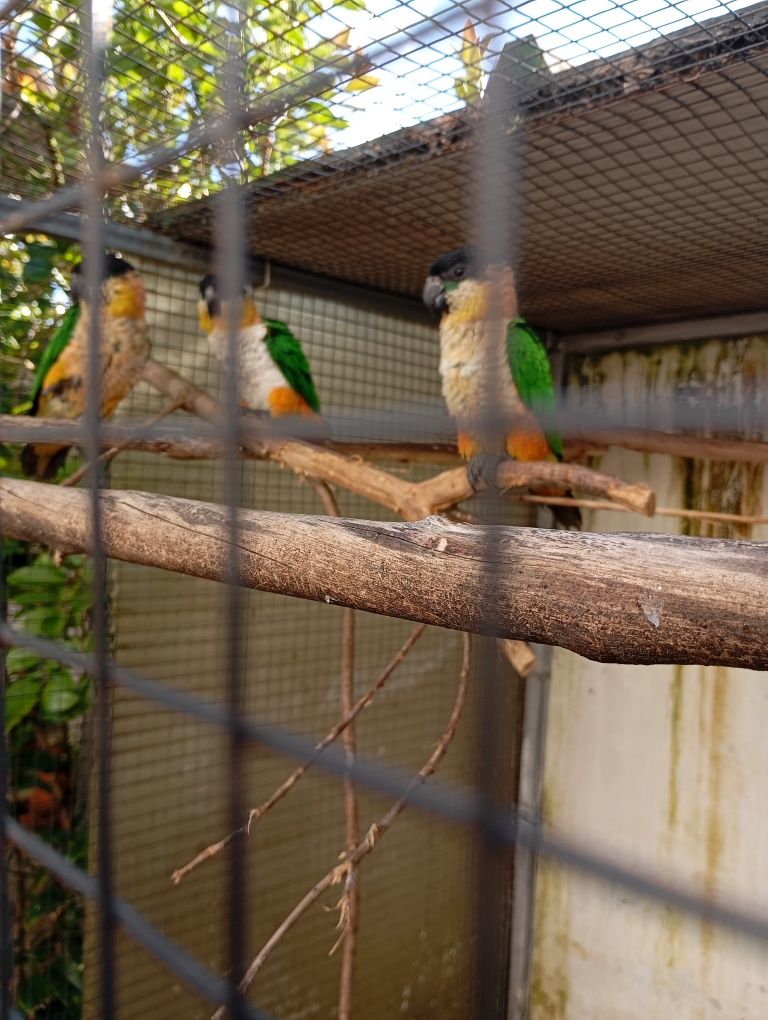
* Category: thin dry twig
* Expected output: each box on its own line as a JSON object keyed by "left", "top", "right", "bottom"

{"left": 59, "top": 399, "right": 182, "bottom": 487}
{"left": 170, "top": 623, "right": 427, "bottom": 886}
{"left": 312, "top": 478, "right": 361, "bottom": 1016}
{"left": 520, "top": 494, "right": 768, "bottom": 527}
{"left": 209, "top": 633, "right": 471, "bottom": 1016}
{"left": 337, "top": 606, "right": 359, "bottom": 1018}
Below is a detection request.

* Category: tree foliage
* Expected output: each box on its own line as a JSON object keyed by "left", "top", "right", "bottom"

{"left": 0, "top": 236, "right": 78, "bottom": 425}
{"left": 0, "top": 4, "right": 378, "bottom": 1016}
{"left": 454, "top": 21, "right": 486, "bottom": 106}
{"left": 2, "top": 0, "right": 367, "bottom": 217}
{"left": 3, "top": 547, "right": 92, "bottom": 1018}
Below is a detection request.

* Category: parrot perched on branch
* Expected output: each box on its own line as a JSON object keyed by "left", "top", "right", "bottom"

{"left": 422, "top": 246, "right": 580, "bottom": 529}
{"left": 21, "top": 254, "right": 150, "bottom": 480}
{"left": 198, "top": 275, "right": 322, "bottom": 422}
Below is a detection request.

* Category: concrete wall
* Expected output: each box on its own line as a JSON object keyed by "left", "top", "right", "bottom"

{"left": 530, "top": 337, "right": 768, "bottom": 1019}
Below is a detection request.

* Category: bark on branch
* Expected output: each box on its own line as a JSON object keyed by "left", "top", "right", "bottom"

{"left": 0, "top": 362, "right": 656, "bottom": 518}
{"left": 6, "top": 415, "right": 768, "bottom": 468}
{"left": 141, "top": 360, "right": 654, "bottom": 517}
{"left": 1, "top": 478, "right": 765, "bottom": 669}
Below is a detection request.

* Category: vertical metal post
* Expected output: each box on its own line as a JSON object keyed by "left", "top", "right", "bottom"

{"left": 83, "top": 0, "right": 115, "bottom": 1013}
{"left": 216, "top": 4, "right": 248, "bottom": 1017}
{"left": 472, "top": 50, "right": 524, "bottom": 1019}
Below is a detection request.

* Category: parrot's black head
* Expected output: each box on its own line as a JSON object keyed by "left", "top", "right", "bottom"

{"left": 199, "top": 274, "right": 220, "bottom": 318}
{"left": 198, "top": 274, "right": 256, "bottom": 317}
{"left": 423, "top": 246, "right": 517, "bottom": 320}
{"left": 422, "top": 247, "right": 478, "bottom": 317}
{"left": 198, "top": 275, "right": 258, "bottom": 333}
{"left": 70, "top": 253, "right": 135, "bottom": 302}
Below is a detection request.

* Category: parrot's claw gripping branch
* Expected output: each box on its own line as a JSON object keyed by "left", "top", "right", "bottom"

{"left": 467, "top": 452, "right": 507, "bottom": 494}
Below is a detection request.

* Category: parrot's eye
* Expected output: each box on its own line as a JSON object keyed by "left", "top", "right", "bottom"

{"left": 453, "top": 266, "right": 465, "bottom": 280}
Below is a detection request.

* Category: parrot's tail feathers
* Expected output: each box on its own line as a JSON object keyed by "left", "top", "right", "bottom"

{"left": 550, "top": 496, "right": 582, "bottom": 531}
{"left": 20, "top": 444, "right": 70, "bottom": 481}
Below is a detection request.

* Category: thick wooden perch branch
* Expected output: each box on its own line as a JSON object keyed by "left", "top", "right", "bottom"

{"left": 1, "top": 478, "right": 765, "bottom": 669}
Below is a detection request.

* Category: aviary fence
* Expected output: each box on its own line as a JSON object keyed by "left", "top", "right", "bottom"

{"left": 0, "top": 0, "right": 767, "bottom": 1017}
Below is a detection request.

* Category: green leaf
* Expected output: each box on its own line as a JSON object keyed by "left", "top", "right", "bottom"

{"left": 40, "top": 671, "right": 79, "bottom": 719}
{"left": 30, "top": 11, "right": 54, "bottom": 32}
{"left": 5, "top": 675, "right": 41, "bottom": 731}
{"left": 5, "top": 646, "right": 44, "bottom": 675}
{"left": 8, "top": 562, "right": 67, "bottom": 589}
{"left": 18, "top": 606, "right": 67, "bottom": 638}
{"left": 16, "top": 972, "right": 52, "bottom": 1011}
{"left": 66, "top": 957, "right": 83, "bottom": 991}
{"left": 167, "top": 63, "right": 186, "bottom": 85}
{"left": 22, "top": 242, "right": 56, "bottom": 285}
{"left": 345, "top": 72, "right": 379, "bottom": 92}
{"left": 24, "top": 881, "right": 67, "bottom": 926}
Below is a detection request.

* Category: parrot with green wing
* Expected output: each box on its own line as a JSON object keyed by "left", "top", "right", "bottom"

{"left": 422, "top": 246, "right": 580, "bottom": 529}
{"left": 198, "top": 275, "right": 323, "bottom": 424}
{"left": 21, "top": 254, "right": 150, "bottom": 480}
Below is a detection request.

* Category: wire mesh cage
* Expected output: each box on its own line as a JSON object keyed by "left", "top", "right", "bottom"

{"left": 0, "top": 0, "right": 767, "bottom": 1018}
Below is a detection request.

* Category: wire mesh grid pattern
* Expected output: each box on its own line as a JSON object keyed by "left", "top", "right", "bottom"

{"left": 0, "top": 0, "right": 766, "bottom": 1017}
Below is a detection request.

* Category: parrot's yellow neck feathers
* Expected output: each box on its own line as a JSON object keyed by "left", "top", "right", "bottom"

{"left": 103, "top": 271, "right": 145, "bottom": 319}
{"left": 444, "top": 270, "right": 518, "bottom": 326}
{"left": 198, "top": 296, "right": 261, "bottom": 335}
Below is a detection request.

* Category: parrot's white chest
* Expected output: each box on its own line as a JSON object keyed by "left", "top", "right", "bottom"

{"left": 439, "top": 319, "right": 525, "bottom": 425}
{"left": 208, "top": 323, "right": 287, "bottom": 411}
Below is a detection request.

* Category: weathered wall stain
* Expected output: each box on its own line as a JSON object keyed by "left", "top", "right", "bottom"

{"left": 667, "top": 664, "right": 684, "bottom": 833}
{"left": 530, "top": 859, "right": 571, "bottom": 1020}
{"left": 700, "top": 665, "right": 729, "bottom": 973}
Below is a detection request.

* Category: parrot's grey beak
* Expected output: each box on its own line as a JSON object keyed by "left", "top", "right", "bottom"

{"left": 204, "top": 284, "right": 219, "bottom": 318}
{"left": 422, "top": 275, "right": 448, "bottom": 317}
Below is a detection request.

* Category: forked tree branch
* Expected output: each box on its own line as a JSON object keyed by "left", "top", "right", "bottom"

{"left": 138, "top": 360, "right": 654, "bottom": 518}
{"left": 0, "top": 478, "right": 765, "bottom": 668}
{"left": 0, "top": 360, "right": 656, "bottom": 518}
{"left": 209, "top": 632, "right": 471, "bottom": 1017}
{"left": 170, "top": 624, "right": 428, "bottom": 886}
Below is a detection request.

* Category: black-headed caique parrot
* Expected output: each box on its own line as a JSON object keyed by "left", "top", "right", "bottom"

{"left": 21, "top": 254, "right": 150, "bottom": 480}
{"left": 198, "top": 275, "right": 322, "bottom": 421}
{"left": 422, "top": 246, "right": 580, "bottom": 529}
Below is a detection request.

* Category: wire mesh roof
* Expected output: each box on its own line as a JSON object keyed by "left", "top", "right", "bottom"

{"left": 147, "top": 0, "right": 768, "bottom": 332}
{"left": 3, "top": 0, "right": 768, "bottom": 331}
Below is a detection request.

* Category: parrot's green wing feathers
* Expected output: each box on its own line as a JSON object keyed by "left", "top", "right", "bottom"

{"left": 264, "top": 319, "right": 321, "bottom": 413}
{"left": 30, "top": 303, "right": 80, "bottom": 414}
{"left": 506, "top": 318, "right": 563, "bottom": 459}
